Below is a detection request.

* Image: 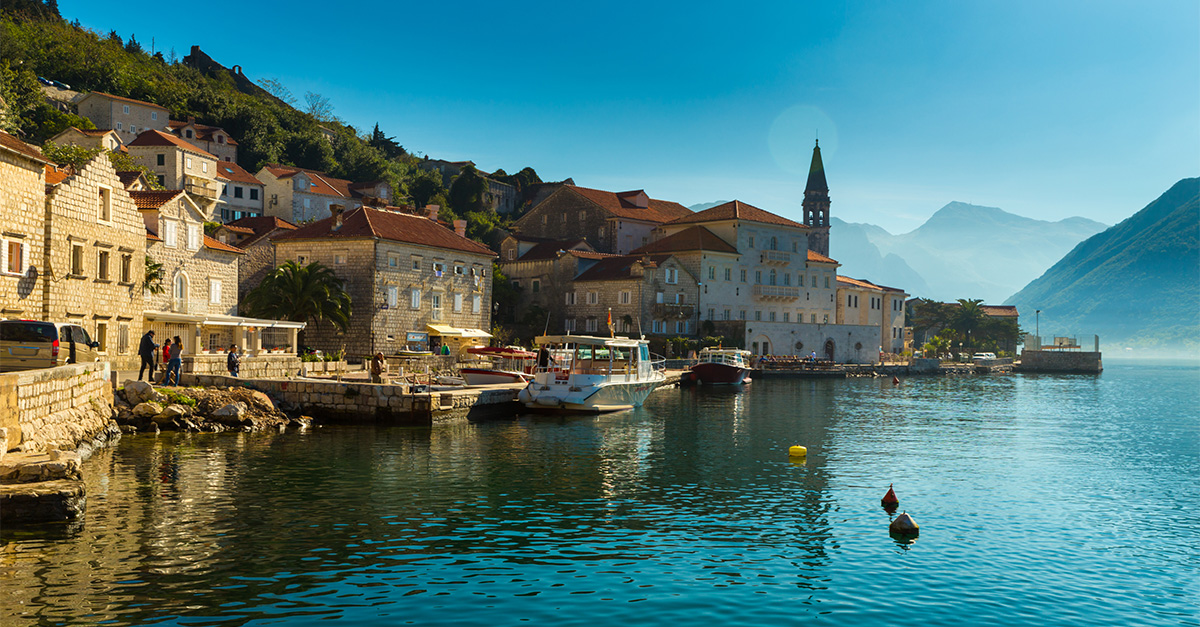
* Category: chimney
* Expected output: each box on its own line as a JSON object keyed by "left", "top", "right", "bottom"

{"left": 331, "top": 204, "right": 345, "bottom": 230}
{"left": 187, "top": 116, "right": 196, "bottom": 125}
{"left": 453, "top": 219, "right": 467, "bottom": 238}
{"left": 424, "top": 204, "right": 440, "bottom": 219}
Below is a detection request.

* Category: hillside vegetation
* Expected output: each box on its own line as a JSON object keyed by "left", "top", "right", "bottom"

{"left": 0, "top": 0, "right": 542, "bottom": 228}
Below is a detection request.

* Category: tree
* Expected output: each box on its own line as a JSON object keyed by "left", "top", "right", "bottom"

{"left": 144, "top": 256, "right": 165, "bottom": 295}
{"left": 367, "top": 122, "right": 405, "bottom": 159}
{"left": 303, "top": 91, "right": 334, "bottom": 122}
{"left": 406, "top": 167, "right": 447, "bottom": 208}
{"left": 124, "top": 34, "right": 142, "bottom": 54}
{"left": 491, "top": 263, "right": 519, "bottom": 324}
{"left": 241, "top": 261, "right": 352, "bottom": 347}
{"left": 448, "top": 165, "right": 487, "bottom": 215}
{"left": 258, "top": 77, "right": 296, "bottom": 106}
{"left": 949, "top": 298, "right": 986, "bottom": 349}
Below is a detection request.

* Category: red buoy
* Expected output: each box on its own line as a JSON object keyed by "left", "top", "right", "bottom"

{"left": 892, "top": 376, "right": 900, "bottom": 385}
{"left": 881, "top": 484, "right": 899, "bottom": 508}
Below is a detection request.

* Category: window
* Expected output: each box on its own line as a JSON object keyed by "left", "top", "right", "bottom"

{"left": 156, "top": 175, "right": 165, "bottom": 187}
{"left": 2, "top": 240, "right": 26, "bottom": 275}
{"left": 151, "top": 111, "right": 158, "bottom": 121}
{"left": 122, "top": 105, "right": 130, "bottom": 114}
{"left": 748, "top": 236, "right": 755, "bottom": 248}
{"left": 724, "top": 268, "right": 731, "bottom": 281}
{"left": 618, "top": 290, "right": 631, "bottom": 305}
{"left": 433, "top": 262, "right": 445, "bottom": 277}
{"left": 755, "top": 310, "right": 762, "bottom": 321}
{"left": 70, "top": 243, "right": 84, "bottom": 275}
{"left": 656, "top": 292, "right": 664, "bottom": 304}
{"left": 784, "top": 312, "right": 790, "bottom": 322}
{"left": 542, "top": 214, "right": 547, "bottom": 225}
{"left": 202, "top": 162, "right": 208, "bottom": 174}
{"left": 388, "top": 255, "right": 399, "bottom": 269}
{"left": 769, "top": 269, "right": 777, "bottom": 285}
{"left": 675, "top": 320, "right": 688, "bottom": 334}
{"left": 250, "top": 188, "right": 259, "bottom": 201}
{"left": 825, "top": 276, "right": 830, "bottom": 288}
{"left": 586, "top": 318, "right": 598, "bottom": 332}
{"left": 454, "top": 293, "right": 463, "bottom": 312}
{"left": 770, "top": 236, "right": 777, "bottom": 250}
{"left": 565, "top": 291, "right": 576, "bottom": 305}
{"left": 707, "top": 308, "right": 715, "bottom": 320}
{"left": 431, "top": 293, "right": 442, "bottom": 320}
{"left": 221, "top": 185, "right": 228, "bottom": 197}
{"left": 116, "top": 122, "right": 123, "bottom": 131}
{"left": 564, "top": 318, "right": 576, "bottom": 332}
{"left": 823, "top": 314, "right": 829, "bottom": 323}
{"left": 334, "top": 253, "right": 346, "bottom": 265}
{"left": 96, "top": 250, "right": 110, "bottom": 280}
{"left": 739, "top": 310, "right": 746, "bottom": 320}
{"left": 675, "top": 293, "right": 686, "bottom": 304}
{"left": 665, "top": 268, "right": 678, "bottom": 284}
{"left": 811, "top": 314, "right": 817, "bottom": 323}
{"left": 769, "top": 311, "right": 776, "bottom": 322}
{"left": 187, "top": 224, "right": 200, "bottom": 250}
{"left": 118, "top": 323, "right": 129, "bottom": 354}
{"left": 217, "top": 135, "right": 225, "bottom": 144}
{"left": 598, "top": 226, "right": 605, "bottom": 238}
{"left": 454, "top": 265, "right": 464, "bottom": 276}
{"left": 412, "top": 258, "right": 421, "bottom": 270}
{"left": 472, "top": 295, "right": 481, "bottom": 314}
{"left": 387, "top": 286, "right": 398, "bottom": 307}
{"left": 210, "top": 278, "right": 222, "bottom": 304}
{"left": 723, "top": 309, "right": 730, "bottom": 320}
{"left": 234, "top": 186, "right": 243, "bottom": 198}
{"left": 98, "top": 187, "right": 112, "bottom": 221}
{"left": 163, "top": 220, "right": 177, "bottom": 248}
{"left": 506, "top": 249, "right": 516, "bottom": 260}
{"left": 561, "top": 213, "right": 567, "bottom": 223}
{"left": 95, "top": 322, "right": 107, "bottom": 353}
{"left": 798, "top": 274, "right": 804, "bottom": 287}
{"left": 185, "top": 129, "right": 193, "bottom": 139}
{"left": 740, "top": 269, "right": 747, "bottom": 282}
{"left": 587, "top": 291, "right": 598, "bottom": 305}
{"left": 848, "top": 295, "right": 854, "bottom": 307}
{"left": 186, "top": 157, "right": 193, "bottom": 170}
{"left": 651, "top": 320, "right": 661, "bottom": 333}
{"left": 410, "top": 288, "right": 422, "bottom": 309}
{"left": 531, "top": 279, "right": 540, "bottom": 293}
{"left": 755, "top": 270, "right": 762, "bottom": 284}
{"left": 157, "top": 154, "right": 165, "bottom": 166}
{"left": 579, "top": 211, "right": 587, "bottom": 221}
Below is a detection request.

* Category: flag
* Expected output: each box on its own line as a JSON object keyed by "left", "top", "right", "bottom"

{"left": 607, "top": 308, "right": 614, "bottom": 337}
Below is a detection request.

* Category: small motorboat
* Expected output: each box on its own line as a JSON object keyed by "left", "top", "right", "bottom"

{"left": 516, "top": 335, "right": 666, "bottom": 413}
{"left": 690, "top": 347, "right": 753, "bottom": 385}
{"left": 460, "top": 346, "right": 537, "bottom": 385}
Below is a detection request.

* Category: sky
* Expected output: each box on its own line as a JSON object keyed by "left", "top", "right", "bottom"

{"left": 63, "top": 0, "right": 1200, "bottom": 233}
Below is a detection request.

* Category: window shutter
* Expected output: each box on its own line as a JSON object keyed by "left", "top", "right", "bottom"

{"left": 0, "top": 239, "right": 7, "bottom": 273}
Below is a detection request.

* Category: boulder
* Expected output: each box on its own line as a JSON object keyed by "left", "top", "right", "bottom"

{"left": 132, "top": 402, "right": 163, "bottom": 419}
{"left": 248, "top": 390, "right": 275, "bottom": 411}
{"left": 156, "top": 404, "right": 189, "bottom": 420}
{"left": 122, "top": 380, "right": 154, "bottom": 405}
{"left": 212, "top": 402, "right": 247, "bottom": 418}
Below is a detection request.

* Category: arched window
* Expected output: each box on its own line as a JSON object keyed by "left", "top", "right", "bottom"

{"left": 173, "top": 272, "right": 189, "bottom": 312}
{"left": 769, "top": 269, "right": 777, "bottom": 286}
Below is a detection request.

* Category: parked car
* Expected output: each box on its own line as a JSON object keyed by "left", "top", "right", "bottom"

{"left": 972, "top": 352, "right": 997, "bottom": 361}
{"left": 0, "top": 320, "right": 100, "bottom": 372}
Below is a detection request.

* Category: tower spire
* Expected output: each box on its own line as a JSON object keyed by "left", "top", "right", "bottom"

{"left": 802, "top": 139, "right": 831, "bottom": 256}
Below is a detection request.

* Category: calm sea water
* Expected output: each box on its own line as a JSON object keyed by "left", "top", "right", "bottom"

{"left": 2, "top": 362, "right": 1197, "bottom": 626}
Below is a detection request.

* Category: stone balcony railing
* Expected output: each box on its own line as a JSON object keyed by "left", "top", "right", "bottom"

{"left": 653, "top": 303, "right": 695, "bottom": 318}
{"left": 752, "top": 284, "right": 800, "bottom": 301}
{"left": 184, "top": 176, "right": 219, "bottom": 200}
{"left": 760, "top": 250, "right": 792, "bottom": 265}
{"left": 170, "top": 298, "right": 204, "bottom": 314}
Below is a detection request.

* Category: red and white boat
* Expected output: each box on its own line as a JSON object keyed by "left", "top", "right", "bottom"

{"left": 460, "top": 346, "right": 537, "bottom": 385}
{"left": 690, "top": 348, "right": 753, "bottom": 385}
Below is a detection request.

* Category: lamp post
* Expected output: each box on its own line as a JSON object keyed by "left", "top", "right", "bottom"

{"left": 1035, "top": 309, "right": 1040, "bottom": 349}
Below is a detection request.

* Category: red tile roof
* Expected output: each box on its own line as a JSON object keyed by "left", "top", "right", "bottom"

{"left": 574, "top": 254, "right": 675, "bottom": 282}
{"left": 76, "top": 128, "right": 119, "bottom": 137}
{"left": 129, "top": 189, "right": 184, "bottom": 210}
{"left": 261, "top": 164, "right": 353, "bottom": 198}
{"left": 127, "top": 130, "right": 218, "bottom": 159}
{"left": 665, "top": 200, "right": 806, "bottom": 229}
{"left": 565, "top": 185, "right": 693, "bottom": 224}
{"left": 203, "top": 234, "right": 244, "bottom": 254}
{"left": 217, "top": 224, "right": 255, "bottom": 235}
{"left": 273, "top": 206, "right": 496, "bottom": 257}
{"left": 44, "top": 164, "right": 70, "bottom": 185}
{"left": 215, "top": 162, "right": 263, "bottom": 186}
{"left": 0, "top": 131, "right": 47, "bottom": 164}
{"left": 166, "top": 120, "right": 239, "bottom": 146}
{"left": 631, "top": 226, "right": 737, "bottom": 255}
{"left": 226, "top": 215, "right": 298, "bottom": 235}
{"left": 807, "top": 249, "right": 838, "bottom": 264}
{"left": 981, "top": 305, "right": 1019, "bottom": 318}
{"left": 81, "top": 91, "right": 168, "bottom": 111}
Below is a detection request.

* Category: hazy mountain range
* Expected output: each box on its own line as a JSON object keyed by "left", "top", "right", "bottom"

{"left": 687, "top": 200, "right": 1108, "bottom": 303}
{"left": 1006, "top": 178, "right": 1199, "bottom": 352}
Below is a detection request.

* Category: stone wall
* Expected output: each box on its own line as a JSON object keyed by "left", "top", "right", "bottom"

{"left": 1017, "top": 350, "right": 1103, "bottom": 373}
{"left": 44, "top": 153, "right": 147, "bottom": 371}
{"left": 0, "top": 362, "right": 115, "bottom": 455}
{"left": 183, "top": 353, "right": 301, "bottom": 378}
{"left": 513, "top": 188, "right": 612, "bottom": 252}
{"left": 236, "top": 237, "right": 277, "bottom": 304}
{"left": 0, "top": 144, "right": 46, "bottom": 319}
{"left": 144, "top": 194, "right": 240, "bottom": 319}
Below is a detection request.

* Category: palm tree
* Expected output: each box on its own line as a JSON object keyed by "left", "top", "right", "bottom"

{"left": 242, "top": 261, "right": 351, "bottom": 348}
{"left": 949, "top": 299, "right": 986, "bottom": 350}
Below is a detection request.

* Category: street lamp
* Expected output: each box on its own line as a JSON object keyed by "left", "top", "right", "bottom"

{"left": 1035, "top": 309, "right": 1041, "bottom": 349}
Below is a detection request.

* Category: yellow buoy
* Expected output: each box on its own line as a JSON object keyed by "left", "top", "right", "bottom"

{"left": 788, "top": 445, "right": 807, "bottom": 457}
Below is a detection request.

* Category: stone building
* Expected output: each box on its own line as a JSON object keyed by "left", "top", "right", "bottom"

{"left": 43, "top": 152, "right": 147, "bottom": 369}
{"left": 75, "top": 92, "right": 169, "bottom": 142}
{"left": 499, "top": 239, "right": 610, "bottom": 324}
{"left": 418, "top": 158, "right": 475, "bottom": 187}
{"left": 512, "top": 185, "right": 693, "bottom": 254}
{"left": 257, "top": 164, "right": 391, "bottom": 223}
{"left": 484, "top": 176, "right": 518, "bottom": 214}
{"left": 0, "top": 132, "right": 49, "bottom": 320}
{"left": 210, "top": 216, "right": 298, "bottom": 302}
{"left": 569, "top": 254, "right": 699, "bottom": 337}
{"left": 271, "top": 206, "right": 496, "bottom": 359}
{"left": 836, "top": 276, "right": 909, "bottom": 355}
{"left": 214, "top": 161, "right": 265, "bottom": 222}
{"left": 48, "top": 127, "right": 124, "bottom": 153}
{"left": 126, "top": 130, "right": 220, "bottom": 217}
{"left": 166, "top": 118, "right": 238, "bottom": 163}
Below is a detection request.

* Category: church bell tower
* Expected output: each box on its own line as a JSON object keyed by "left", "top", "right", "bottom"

{"left": 802, "top": 139, "right": 831, "bottom": 257}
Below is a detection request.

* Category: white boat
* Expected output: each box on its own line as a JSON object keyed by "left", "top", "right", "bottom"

{"left": 460, "top": 346, "right": 536, "bottom": 385}
{"left": 689, "top": 347, "right": 753, "bottom": 385}
{"left": 516, "top": 335, "right": 666, "bottom": 413}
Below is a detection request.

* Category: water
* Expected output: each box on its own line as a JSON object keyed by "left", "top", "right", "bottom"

{"left": 2, "top": 362, "right": 1197, "bottom": 626}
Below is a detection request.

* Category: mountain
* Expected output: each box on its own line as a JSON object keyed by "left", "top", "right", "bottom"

{"left": 863, "top": 203, "right": 1108, "bottom": 302}
{"left": 830, "top": 218, "right": 931, "bottom": 295}
{"left": 688, "top": 201, "right": 729, "bottom": 212}
{"left": 1006, "top": 178, "right": 1199, "bottom": 352}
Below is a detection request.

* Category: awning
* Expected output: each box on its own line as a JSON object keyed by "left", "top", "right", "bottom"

{"left": 144, "top": 310, "right": 307, "bottom": 329}
{"left": 426, "top": 324, "right": 492, "bottom": 338}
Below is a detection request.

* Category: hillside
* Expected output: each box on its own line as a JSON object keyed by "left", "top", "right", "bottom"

{"left": 1006, "top": 178, "right": 1199, "bottom": 352}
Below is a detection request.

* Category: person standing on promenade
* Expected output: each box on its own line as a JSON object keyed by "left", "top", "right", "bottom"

{"left": 370, "top": 352, "right": 385, "bottom": 384}
{"left": 227, "top": 344, "right": 241, "bottom": 378}
{"left": 166, "top": 337, "right": 183, "bottom": 386}
{"left": 137, "top": 330, "right": 158, "bottom": 382}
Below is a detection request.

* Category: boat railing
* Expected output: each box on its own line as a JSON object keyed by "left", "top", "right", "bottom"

{"left": 648, "top": 354, "right": 667, "bottom": 372}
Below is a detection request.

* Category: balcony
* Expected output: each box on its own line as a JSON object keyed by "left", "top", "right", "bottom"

{"left": 760, "top": 250, "right": 792, "bottom": 265}
{"left": 171, "top": 298, "right": 203, "bottom": 314}
{"left": 752, "top": 284, "right": 800, "bottom": 301}
{"left": 653, "top": 303, "right": 695, "bottom": 319}
{"left": 184, "top": 176, "right": 219, "bottom": 200}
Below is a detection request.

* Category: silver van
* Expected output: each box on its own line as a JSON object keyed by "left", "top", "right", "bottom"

{"left": 0, "top": 320, "right": 101, "bottom": 372}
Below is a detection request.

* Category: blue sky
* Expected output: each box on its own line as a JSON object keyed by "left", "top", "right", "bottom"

{"left": 64, "top": 0, "right": 1199, "bottom": 233}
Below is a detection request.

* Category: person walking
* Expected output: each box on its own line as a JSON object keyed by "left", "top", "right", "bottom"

{"left": 227, "top": 344, "right": 241, "bottom": 378}
{"left": 137, "top": 329, "right": 158, "bottom": 382}
{"left": 166, "top": 337, "right": 183, "bottom": 386}
{"left": 161, "top": 341, "right": 171, "bottom": 383}
{"left": 370, "top": 352, "right": 385, "bottom": 384}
